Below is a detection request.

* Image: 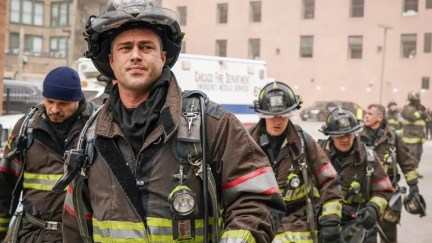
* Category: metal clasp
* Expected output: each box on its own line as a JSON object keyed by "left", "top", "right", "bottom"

{"left": 185, "top": 112, "right": 198, "bottom": 133}
{"left": 45, "top": 221, "right": 61, "bottom": 231}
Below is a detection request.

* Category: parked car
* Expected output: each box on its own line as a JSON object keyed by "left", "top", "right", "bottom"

{"left": 300, "top": 100, "right": 364, "bottom": 121}
{"left": 2, "top": 80, "right": 43, "bottom": 115}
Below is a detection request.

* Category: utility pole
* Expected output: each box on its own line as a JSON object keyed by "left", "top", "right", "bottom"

{"left": 378, "top": 24, "right": 392, "bottom": 105}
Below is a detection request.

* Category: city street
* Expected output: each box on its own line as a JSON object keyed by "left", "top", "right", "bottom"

{"left": 297, "top": 119, "right": 432, "bottom": 242}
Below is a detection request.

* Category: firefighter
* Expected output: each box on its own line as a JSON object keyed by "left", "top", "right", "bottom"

{"left": 319, "top": 107, "right": 393, "bottom": 243}
{"left": 0, "top": 66, "right": 94, "bottom": 242}
{"left": 386, "top": 101, "right": 403, "bottom": 134}
{"left": 401, "top": 91, "right": 430, "bottom": 177}
{"left": 361, "top": 104, "right": 423, "bottom": 243}
{"left": 61, "top": 1, "right": 285, "bottom": 242}
{"left": 250, "top": 81, "right": 343, "bottom": 243}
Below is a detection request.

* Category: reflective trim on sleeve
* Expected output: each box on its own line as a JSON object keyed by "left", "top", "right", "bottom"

{"left": 220, "top": 229, "right": 256, "bottom": 243}
{"left": 315, "top": 163, "right": 337, "bottom": 185}
{"left": 402, "top": 119, "right": 426, "bottom": 126}
{"left": 222, "top": 167, "right": 279, "bottom": 205}
{"left": 370, "top": 196, "right": 388, "bottom": 215}
{"left": 404, "top": 169, "right": 418, "bottom": 183}
{"left": 0, "top": 157, "right": 23, "bottom": 177}
{"left": 321, "top": 200, "right": 342, "bottom": 217}
{"left": 414, "top": 111, "right": 422, "bottom": 119}
{"left": 371, "top": 177, "right": 392, "bottom": 192}
{"left": 63, "top": 186, "right": 92, "bottom": 220}
{"left": 23, "top": 172, "right": 64, "bottom": 191}
{"left": 273, "top": 231, "right": 314, "bottom": 243}
{"left": 402, "top": 137, "right": 425, "bottom": 144}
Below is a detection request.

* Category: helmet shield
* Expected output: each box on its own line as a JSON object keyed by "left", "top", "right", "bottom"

{"left": 84, "top": 0, "right": 184, "bottom": 79}
{"left": 253, "top": 81, "right": 302, "bottom": 118}
{"left": 320, "top": 107, "right": 362, "bottom": 137}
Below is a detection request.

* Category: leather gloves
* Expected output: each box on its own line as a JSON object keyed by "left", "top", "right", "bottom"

{"left": 358, "top": 204, "right": 377, "bottom": 230}
{"left": 319, "top": 219, "right": 341, "bottom": 242}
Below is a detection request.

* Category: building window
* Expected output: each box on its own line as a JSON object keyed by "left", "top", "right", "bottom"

{"left": 216, "top": 40, "right": 227, "bottom": 57}
{"left": 401, "top": 34, "right": 417, "bottom": 58}
{"left": 24, "top": 35, "right": 43, "bottom": 55}
{"left": 424, "top": 33, "right": 432, "bottom": 53}
{"left": 10, "top": 0, "right": 44, "bottom": 26}
{"left": 217, "top": 3, "right": 228, "bottom": 24}
{"left": 350, "top": 0, "right": 364, "bottom": 17}
{"left": 302, "top": 0, "right": 315, "bottom": 19}
{"left": 422, "top": 77, "right": 430, "bottom": 89}
{"left": 248, "top": 39, "right": 260, "bottom": 59}
{"left": 427, "top": 0, "right": 432, "bottom": 9}
{"left": 8, "top": 32, "right": 20, "bottom": 54}
{"left": 51, "top": 2, "right": 72, "bottom": 27}
{"left": 348, "top": 36, "right": 363, "bottom": 59}
{"left": 177, "top": 6, "right": 187, "bottom": 26}
{"left": 249, "top": 1, "right": 261, "bottom": 23}
{"left": 403, "top": 0, "right": 418, "bottom": 16}
{"left": 300, "top": 36, "right": 314, "bottom": 58}
{"left": 50, "top": 37, "right": 69, "bottom": 58}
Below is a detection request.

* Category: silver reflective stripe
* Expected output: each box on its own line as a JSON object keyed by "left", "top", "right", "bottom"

{"left": 93, "top": 227, "right": 146, "bottom": 239}
{"left": 223, "top": 167, "right": 279, "bottom": 205}
{"left": 220, "top": 238, "right": 250, "bottom": 243}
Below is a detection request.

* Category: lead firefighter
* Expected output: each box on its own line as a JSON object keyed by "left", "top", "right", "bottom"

{"left": 59, "top": 1, "right": 285, "bottom": 242}
{"left": 0, "top": 66, "right": 94, "bottom": 242}
{"left": 319, "top": 107, "right": 393, "bottom": 243}
{"left": 249, "top": 81, "right": 343, "bottom": 243}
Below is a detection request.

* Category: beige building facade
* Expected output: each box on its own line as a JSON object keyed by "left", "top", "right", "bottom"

{"left": 3, "top": 0, "right": 108, "bottom": 81}
{"left": 161, "top": 0, "right": 432, "bottom": 108}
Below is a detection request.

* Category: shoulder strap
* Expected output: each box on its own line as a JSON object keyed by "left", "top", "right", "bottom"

{"left": 363, "top": 144, "right": 375, "bottom": 201}
{"left": 293, "top": 125, "right": 319, "bottom": 187}
{"left": 8, "top": 106, "right": 39, "bottom": 214}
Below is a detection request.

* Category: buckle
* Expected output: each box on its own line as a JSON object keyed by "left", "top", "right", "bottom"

{"left": 45, "top": 221, "right": 61, "bottom": 231}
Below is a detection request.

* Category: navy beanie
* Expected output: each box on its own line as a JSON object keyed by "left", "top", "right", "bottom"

{"left": 43, "top": 66, "right": 83, "bottom": 101}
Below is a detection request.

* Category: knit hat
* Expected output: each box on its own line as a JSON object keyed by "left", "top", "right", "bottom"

{"left": 43, "top": 66, "right": 83, "bottom": 101}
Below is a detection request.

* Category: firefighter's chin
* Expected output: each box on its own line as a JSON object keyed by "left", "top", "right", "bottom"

{"left": 48, "top": 114, "right": 65, "bottom": 123}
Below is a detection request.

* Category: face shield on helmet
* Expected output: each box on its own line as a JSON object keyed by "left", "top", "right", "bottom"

{"left": 84, "top": 0, "right": 184, "bottom": 80}
{"left": 320, "top": 106, "right": 362, "bottom": 137}
{"left": 253, "top": 81, "right": 302, "bottom": 118}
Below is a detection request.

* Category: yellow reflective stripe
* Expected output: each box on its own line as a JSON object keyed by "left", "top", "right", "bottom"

{"left": 402, "top": 120, "right": 426, "bottom": 126}
{"left": 356, "top": 109, "right": 363, "bottom": 120}
{"left": 23, "top": 172, "right": 64, "bottom": 191}
{"left": 342, "top": 191, "right": 366, "bottom": 204}
{"left": 273, "top": 231, "right": 315, "bottom": 243}
{"left": 370, "top": 196, "right": 388, "bottom": 215}
{"left": 282, "top": 185, "right": 319, "bottom": 202}
{"left": 321, "top": 200, "right": 342, "bottom": 217}
{"left": 402, "top": 137, "right": 425, "bottom": 144}
{"left": 93, "top": 217, "right": 219, "bottom": 243}
{"left": 414, "top": 111, "right": 422, "bottom": 119}
{"left": 0, "top": 217, "right": 10, "bottom": 232}
{"left": 404, "top": 170, "right": 418, "bottom": 182}
{"left": 93, "top": 218, "right": 147, "bottom": 242}
{"left": 0, "top": 218, "right": 11, "bottom": 223}
{"left": 221, "top": 230, "right": 255, "bottom": 243}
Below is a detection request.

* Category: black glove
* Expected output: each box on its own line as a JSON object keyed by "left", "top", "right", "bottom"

{"left": 319, "top": 218, "right": 341, "bottom": 242}
{"left": 320, "top": 224, "right": 340, "bottom": 242}
{"left": 358, "top": 204, "right": 377, "bottom": 230}
{"left": 409, "top": 184, "right": 419, "bottom": 195}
